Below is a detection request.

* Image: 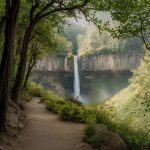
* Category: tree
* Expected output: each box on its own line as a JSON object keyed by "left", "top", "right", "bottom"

{"left": 0, "top": 0, "right": 20, "bottom": 132}
{"left": 22, "top": 19, "right": 65, "bottom": 89}
{"left": 11, "top": 0, "right": 104, "bottom": 103}
{"left": 103, "top": 0, "right": 150, "bottom": 51}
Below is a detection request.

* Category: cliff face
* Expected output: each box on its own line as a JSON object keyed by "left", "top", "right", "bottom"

{"left": 34, "top": 55, "right": 73, "bottom": 72}
{"left": 34, "top": 53, "right": 143, "bottom": 72}
{"left": 80, "top": 53, "right": 143, "bottom": 71}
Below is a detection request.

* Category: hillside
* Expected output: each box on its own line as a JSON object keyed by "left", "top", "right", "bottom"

{"left": 104, "top": 51, "right": 150, "bottom": 134}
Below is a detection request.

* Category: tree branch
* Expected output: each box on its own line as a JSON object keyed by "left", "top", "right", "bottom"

{"left": 139, "top": 11, "right": 150, "bottom": 51}
{"left": 39, "top": 0, "right": 89, "bottom": 20}
{"left": 30, "top": 2, "right": 39, "bottom": 22}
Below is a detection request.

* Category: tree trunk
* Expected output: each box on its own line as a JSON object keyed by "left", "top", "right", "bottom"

{"left": 11, "top": 21, "right": 37, "bottom": 103}
{"left": 23, "top": 42, "right": 37, "bottom": 89}
{"left": 0, "top": 0, "right": 20, "bottom": 132}
{"left": 0, "top": 16, "right": 5, "bottom": 39}
{"left": 23, "top": 64, "right": 34, "bottom": 89}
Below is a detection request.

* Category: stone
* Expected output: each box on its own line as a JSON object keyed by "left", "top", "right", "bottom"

{"left": 18, "top": 122, "right": 24, "bottom": 131}
{"left": 34, "top": 53, "right": 143, "bottom": 72}
{"left": 91, "top": 129, "right": 127, "bottom": 150}
{"left": 7, "top": 113, "right": 19, "bottom": 129}
{"left": 6, "top": 128, "right": 18, "bottom": 138}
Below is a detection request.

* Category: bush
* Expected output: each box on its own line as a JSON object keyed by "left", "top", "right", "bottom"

{"left": 46, "top": 99, "right": 67, "bottom": 113}
{"left": 84, "top": 120, "right": 149, "bottom": 150}
{"left": 20, "top": 90, "right": 32, "bottom": 102}
{"left": 26, "top": 81, "right": 44, "bottom": 97}
{"left": 59, "top": 103, "right": 84, "bottom": 122}
{"left": 83, "top": 124, "right": 96, "bottom": 143}
{"left": 26, "top": 81, "right": 150, "bottom": 149}
{"left": 82, "top": 107, "right": 97, "bottom": 123}
{"left": 110, "top": 122, "right": 150, "bottom": 150}
{"left": 83, "top": 124, "right": 107, "bottom": 147}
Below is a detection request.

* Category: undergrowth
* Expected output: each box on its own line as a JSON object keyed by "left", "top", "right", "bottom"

{"left": 23, "top": 80, "right": 150, "bottom": 150}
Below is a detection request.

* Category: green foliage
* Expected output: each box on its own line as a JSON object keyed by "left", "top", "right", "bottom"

{"left": 84, "top": 121, "right": 149, "bottom": 150}
{"left": 0, "top": 1, "right": 5, "bottom": 16}
{"left": 102, "top": 0, "right": 150, "bottom": 50}
{"left": 20, "top": 90, "right": 32, "bottom": 102}
{"left": 59, "top": 103, "right": 84, "bottom": 122}
{"left": 77, "top": 26, "right": 144, "bottom": 56}
{"left": 83, "top": 124, "right": 108, "bottom": 148}
{"left": 83, "top": 124, "right": 96, "bottom": 143}
{"left": 26, "top": 81, "right": 150, "bottom": 149}
{"left": 110, "top": 122, "right": 149, "bottom": 150}
{"left": 82, "top": 107, "right": 97, "bottom": 123}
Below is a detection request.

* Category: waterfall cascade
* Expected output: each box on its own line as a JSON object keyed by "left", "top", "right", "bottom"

{"left": 74, "top": 55, "right": 81, "bottom": 99}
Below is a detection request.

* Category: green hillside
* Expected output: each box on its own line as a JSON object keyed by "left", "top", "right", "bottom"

{"left": 104, "top": 52, "right": 150, "bottom": 134}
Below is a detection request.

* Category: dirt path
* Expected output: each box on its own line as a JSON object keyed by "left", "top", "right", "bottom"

{"left": 16, "top": 98, "right": 92, "bottom": 150}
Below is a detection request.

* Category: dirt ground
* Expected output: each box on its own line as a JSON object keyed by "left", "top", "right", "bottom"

{"left": 13, "top": 98, "right": 92, "bottom": 150}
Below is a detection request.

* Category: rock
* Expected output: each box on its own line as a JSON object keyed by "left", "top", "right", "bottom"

{"left": 18, "top": 122, "right": 24, "bottom": 131}
{"left": 6, "top": 128, "right": 18, "bottom": 138}
{"left": 0, "top": 136, "right": 9, "bottom": 145}
{"left": 34, "top": 53, "right": 143, "bottom": 72}
{"left": 91, "top": 130, "right": 127, "bottom": 150}
{"left": 85, "top": 124, "right": 127, "bottom": 150}
{"left": 7, "top": 113, "right": 19, "bottom": 129}
{"left": 8, "top": 100, "right": 20, "bottom": 112}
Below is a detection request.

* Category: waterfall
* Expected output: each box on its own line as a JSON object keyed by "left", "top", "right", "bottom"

{"left": 74, "top": 55, "right": 81, "bottom": 99}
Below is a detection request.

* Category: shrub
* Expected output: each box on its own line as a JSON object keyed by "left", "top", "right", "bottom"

{"left": 110, "top": 122, "right": 150, "bottom": 150}
{"left": 82, "top": 107, "right": 97, "bottom": 123}
{"left": 84, "top": 120, "right": 149, "bottom": 150}
{"left": 46, "top": 99, "right": 67, "bottom": 113}
{"left": 83, "top": 124, "right": 107, "bottom": 147}
{"left": 20, "top": 90, "right": 32, "bottom": 102}
{"left": 26, "top": 81, "right": 150, "bottom": 149}
{"left": 59, "top": 103, "right": 84, "bottom": 122}
{"left": 83, "top": 124, "right": 96, "bottom": 143}
{"left": 26, "top": 81, "right": 44, "bottom": 97}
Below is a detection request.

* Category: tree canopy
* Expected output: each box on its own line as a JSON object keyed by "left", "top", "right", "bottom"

{"left": 102, "top": 0, "right": 150, "bottom": 50}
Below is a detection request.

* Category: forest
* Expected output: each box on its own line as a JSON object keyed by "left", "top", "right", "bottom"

{"left": 0, "top": 0, "right": 150, "bottom": 150}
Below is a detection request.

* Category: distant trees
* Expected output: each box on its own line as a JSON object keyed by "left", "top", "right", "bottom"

{"left": 64, "top": 23, "right": 86, "bottom": 53}
{"left": 77, "top": 25, "right": 144, "bottom": 56}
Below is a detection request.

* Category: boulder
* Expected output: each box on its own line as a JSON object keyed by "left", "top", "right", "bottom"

{"left": 84, "top": 124, "right": 127, "bottom": 150}
{"left": 93, "top": 130, "right": 127, "bottom": 150}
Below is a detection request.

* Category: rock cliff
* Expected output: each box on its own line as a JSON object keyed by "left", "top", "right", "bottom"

{"left": 34, "top": 53, "right": 143, "bottom": 72}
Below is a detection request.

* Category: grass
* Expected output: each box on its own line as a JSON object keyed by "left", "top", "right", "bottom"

{"left": 23, "top": 80, "right": 150, "bottom": 150}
